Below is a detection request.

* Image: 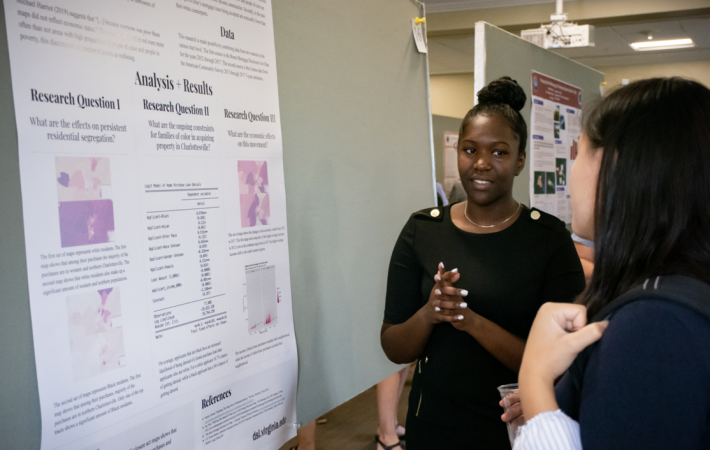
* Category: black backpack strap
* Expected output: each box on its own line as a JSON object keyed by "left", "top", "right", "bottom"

{"left": 567, "top": 275, "right": 710, "bottom": 399}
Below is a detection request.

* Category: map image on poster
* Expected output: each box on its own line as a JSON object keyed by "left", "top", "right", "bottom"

{"left": 56, "top": 157, "right": 115, "bottom": 248}
{"left": 238, "top": 161, "right": 270, "bottom": 228}
{"left": 246, "top": 265, "right": 278, "bottom": 333}
{"left": 66, "top": 288, "right": 125, "bottom": 381}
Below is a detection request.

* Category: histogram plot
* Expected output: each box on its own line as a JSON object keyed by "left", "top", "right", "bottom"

{"left": 246, "top": 265, "right": 278, "bottom": 333}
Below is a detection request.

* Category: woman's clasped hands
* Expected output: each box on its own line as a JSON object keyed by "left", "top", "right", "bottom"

{"left": 425, "top": 263, "right": 474, "bottom": 331}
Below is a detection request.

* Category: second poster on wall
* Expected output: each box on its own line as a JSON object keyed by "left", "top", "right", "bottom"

{"left": 529, "top": 71, "right": 583, "bottom": 223}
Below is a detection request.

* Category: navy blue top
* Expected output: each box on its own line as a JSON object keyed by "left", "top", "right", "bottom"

{"left": 555, "top": 299, "right": 710, "bottom": 449}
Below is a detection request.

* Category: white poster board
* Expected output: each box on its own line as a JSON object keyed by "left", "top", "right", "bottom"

{"left": 3, "top": 1, "right": 298, "bottom": 449}
{"left": 529, "top": 71, "right": 583, "bottom": 222}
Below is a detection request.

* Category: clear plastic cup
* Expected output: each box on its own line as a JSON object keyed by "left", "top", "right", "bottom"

{"left": 497, "top": 383, "right": 525, "bottom": 447}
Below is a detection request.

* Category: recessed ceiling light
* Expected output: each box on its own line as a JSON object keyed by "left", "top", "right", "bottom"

{"left": 630, "top": 38, "right": 694, "bottom": 51}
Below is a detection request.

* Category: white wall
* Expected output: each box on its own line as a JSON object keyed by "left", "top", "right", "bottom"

{"left": 430, "top": 73, "right": 474, "bottom": 118}
{"left": 600, "top": 60, "right": 710, "bottom": 90}
{"left": 430, "top": 61, "right": 710, "bottom": 117}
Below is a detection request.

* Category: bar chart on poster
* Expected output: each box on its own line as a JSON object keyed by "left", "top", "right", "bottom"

{"left": 2, "top": 1, "right": 298, "bottom": 449}
{"left": 245, "top": 264, "right": 278, "bottom": 333}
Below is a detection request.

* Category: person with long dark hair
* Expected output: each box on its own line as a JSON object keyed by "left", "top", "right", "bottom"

{"left": 380, "top": 77, "right": 585, "bottom": 449}
{"left": 511, "top": 77, "right": 710, "bottom": 449}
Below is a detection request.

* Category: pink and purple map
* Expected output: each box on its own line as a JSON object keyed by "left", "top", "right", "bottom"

{"left": 238, "top": 160, "right": 270, "bottom": 228}
{"left": 66, "top": 287, "right": 126, "bottom": 381}
{"left": 56, "top": 157, "right": 115, "bottom": 248}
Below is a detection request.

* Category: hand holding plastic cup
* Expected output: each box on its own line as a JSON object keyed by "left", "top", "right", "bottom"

{"left": 498, "top": 383, "right": 525, "bottom": 447}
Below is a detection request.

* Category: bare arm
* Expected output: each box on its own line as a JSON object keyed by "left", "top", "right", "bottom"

{"left": 384, "top": 301, "right": 526, "bottom": 371}
{"left": 519, "top": 303, "right": 607, "bottom": 420}
{"left": 433, "top": 267, "right": 526, "bottom": 372}
{"left": 380, "top": 311, "right": 433, "bottom": 364}
{"left": 462, "top": 313, "right": 526, "bottom": 372}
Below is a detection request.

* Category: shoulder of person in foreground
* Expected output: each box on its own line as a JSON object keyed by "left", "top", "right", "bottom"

{"left": 577, "top": 299, "right": 710, "bottom": 450}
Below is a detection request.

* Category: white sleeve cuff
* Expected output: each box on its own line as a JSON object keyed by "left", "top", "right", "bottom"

{"left": 513, "top": 409, "right": 583, "bottom": 450}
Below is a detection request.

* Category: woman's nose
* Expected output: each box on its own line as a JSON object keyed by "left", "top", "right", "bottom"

{"left": 474, "top": 154, "right": 491, "bottom": 170}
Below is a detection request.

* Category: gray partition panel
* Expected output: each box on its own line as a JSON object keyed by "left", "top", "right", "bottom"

{"left": 0, "top": 4, "right": 43, "bottom": 449}
{"left": 475, "top": 22, "right": 604, "bottom": 209}
{"left": 0, "top": 1, "right": 434, "bottom": 446}
{"left": 273, "top": 0, "right": 434, "bottom": 424}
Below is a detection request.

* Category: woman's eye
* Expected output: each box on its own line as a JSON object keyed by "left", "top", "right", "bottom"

{"left": 493, "top": 150, "right": 507, "bottom": 156}
{"left": 464, "top": 148, "right": 476, "bottom": 154}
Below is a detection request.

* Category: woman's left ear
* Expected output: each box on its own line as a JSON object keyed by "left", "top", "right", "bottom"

{"left": 515, "top": 152, "right": 526, "bottom": 176}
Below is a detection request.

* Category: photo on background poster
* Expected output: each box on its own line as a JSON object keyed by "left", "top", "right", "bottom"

{"left": 66, "top": 287, "right": 126, "bottom": 381}
{"left": 560, "top": 114, "right": 566, "bottom": 130}
{"left": 534, "top": 171, "right": 546, "bottom": 194}
{"left": 553, "top": 121, "right": 561, "bottom": 139}
{"left": 246, "top": 265, "right": 278, "bottom": 333}
{"left": 56, "top": 157, "right": 115, "bottom": 248}
{"left": 238, "top": 160, "right": 270, "bottom": 228}
{"left": 546, "top": 172, "right": 556, "bottom": 194}
{"left": 556, "top": 158, "right": 567, "bottom": 186}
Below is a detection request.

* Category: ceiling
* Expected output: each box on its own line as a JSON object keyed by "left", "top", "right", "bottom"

{"left": 552, "top": 18, "right": 710, "bottom": 67}
{"left": 424, "top": 2, "right": 710, "bottom": 74}
{"left": 424, "top": 0, "right": 568, "bottom": 13}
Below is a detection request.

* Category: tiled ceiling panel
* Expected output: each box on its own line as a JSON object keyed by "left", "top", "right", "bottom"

{"left": 569, "top": 48, "right": 710, "bottom": 67}
{"left": 424, "top": 0, "right": 561, "bottom": 13}
{"left": 552, "top": 26, "right": 632, "bottom": 58}
{"left": 612, "top": 20, "right": 690, "bottom": 42}
{"left": 680, "top": 18, "right": 710, "bottom": 46}
{"left": 429, "top": 18, "right": 710, "bottom": 73}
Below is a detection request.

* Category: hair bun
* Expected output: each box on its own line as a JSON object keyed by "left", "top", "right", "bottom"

{"left": 477, "top": 76, "right": 526, "bottom": 112}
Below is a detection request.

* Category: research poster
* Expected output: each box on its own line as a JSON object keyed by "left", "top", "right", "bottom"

{"left": 529, "top": 71, "right": 583, "bottom": 223}
{"left": 3, "top": 1, "right": 299, "bottom": 449}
